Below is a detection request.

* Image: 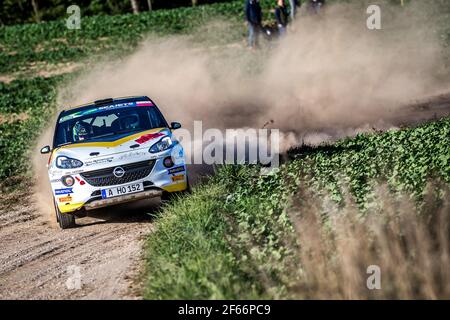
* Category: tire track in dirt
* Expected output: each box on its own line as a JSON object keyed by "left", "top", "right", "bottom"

{"left": 0, "top": 191, "right": 158, "bottom": 300}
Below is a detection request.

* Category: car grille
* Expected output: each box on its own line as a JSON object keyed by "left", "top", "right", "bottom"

{"left": 80, "top": 160, "right": 155, "bottom": 187}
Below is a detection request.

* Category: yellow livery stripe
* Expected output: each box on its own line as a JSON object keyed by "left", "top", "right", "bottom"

{"left": 162, "top": 182, "right": 188, "bottom": 193}
{"left": 58, "top": 202, "right": 84, "bottom": 213}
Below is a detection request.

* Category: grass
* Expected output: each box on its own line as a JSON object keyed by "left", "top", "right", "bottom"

{"left": 143, "top": 183, "right": 263, "bottom": 299}
{"left": 285, "top": 181, "right": 450, "bottom": 299}
{"left": 143, "top": 117, "right": 450, "bottom": 299}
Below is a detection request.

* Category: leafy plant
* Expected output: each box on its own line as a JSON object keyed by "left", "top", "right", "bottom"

{"left": 0, "top": 76, "right": 63, "bottom": 179}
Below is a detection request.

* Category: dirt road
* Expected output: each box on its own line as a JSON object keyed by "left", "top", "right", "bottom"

{"left": 0, "top": 189, "right": 159, "bottom": 300}
{"left": 0, "top": 164, "right": 212, "bottom": 300}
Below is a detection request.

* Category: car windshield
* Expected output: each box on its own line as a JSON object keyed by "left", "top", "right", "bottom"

{"left": 54, "top": 105, "right": 167, "bottom": 147}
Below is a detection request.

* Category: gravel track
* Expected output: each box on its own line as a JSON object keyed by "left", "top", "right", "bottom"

{"left": 0, "top": 192, "right": 158, "bottom": 300}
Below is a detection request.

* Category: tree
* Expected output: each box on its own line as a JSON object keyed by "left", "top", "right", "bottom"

{"left": 191, "top": 0, "right": 198, "bottom": 6}
{"left": 31, "top": 0, "right": 41, "bottom": 22}
{"left": 130, "top": 0, "right": 139, "bottom": 14}
{"left": 147, "top": 0, "right": 153, "bottom": 11}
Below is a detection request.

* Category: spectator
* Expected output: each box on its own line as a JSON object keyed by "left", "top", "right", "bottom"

{"left": 309, "top": 0, "right": 325, "bottom": 14}
{"left": 289, "top": 0, "right": 301, "bottom": 21}
{"left": 275, "top": 0, "right": 289, "bottom": 36}
{"left": 245, "top": 0, "right": 262, "bottom": 49}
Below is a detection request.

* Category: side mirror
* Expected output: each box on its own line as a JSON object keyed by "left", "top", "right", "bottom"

{"left": 170, "top": 122, "right": 181, "bottom": 130}
{"left": 40, "top": 145, "right": 51, "bottom": 154}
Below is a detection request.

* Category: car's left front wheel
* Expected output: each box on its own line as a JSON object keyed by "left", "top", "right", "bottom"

{"left": 54, "top": 200, "right": 76, "bottom": 229}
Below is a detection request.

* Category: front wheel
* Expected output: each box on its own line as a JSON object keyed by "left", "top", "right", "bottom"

{"left": 54, "top": 201, "right": 76, "bottom": 229}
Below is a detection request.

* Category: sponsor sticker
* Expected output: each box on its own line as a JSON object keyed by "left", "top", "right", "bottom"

{"left": 51, "top": 170, "right": 63, "bottom": 176}
{"left": 55, "top": 188, "right": 73, "bottom": 195}
{"left": 84, "top": 157, "right": 114, "bottom": 167}
{"left": 75, "top": 176, "right": 86, "bottom": 185}
{"left": 59, "top": 109, "right": 96, "bottom": 123}
{"left": 59, "top": 102, "right": 136, "bottom": 123}
{"left": 171, "top": 174, "right": 185, "bottom": 182}
{"left": 135, "top": 132, "right": 164, "bottom": 145}
{"left": 136, "top": 101, "right": 154, "bottom": 107}
{"left": 118, "top": 151, "right": 148, "bottom": 161}
{"left": 58, "top": 196, "right": 73, "bottom": 203}
{"left": 98, "top": 102, "right": 135, "bottom": 111}
{"left": 168, "top": 166, "right": 185, "bottom": 174}
{"left": 66, "top": 169, "right": 84, "bottom": 175}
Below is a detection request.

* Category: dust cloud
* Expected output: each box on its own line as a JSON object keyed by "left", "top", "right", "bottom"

{"left": 32, "top": 0, "right": 450, "bottom": 223}
{"left": 32, "top": 126, "right": 57, "bottom": 227}
{"left": 55, "top": 1, "right": 449, "bottom": 142}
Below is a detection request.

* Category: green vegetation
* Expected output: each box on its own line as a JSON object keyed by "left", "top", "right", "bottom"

{"left": 0, "top": 77, "right": 62, "bottom": 180}
{"left": 293, "top": 118, "right": 450, "bottom": 206}
{"left": 0, "top": 0, "right": 236, "bottom": 26}
{"left": 144, "top": 117, "right": 450, "bottom": 299}
{"left": 143, "top": 183, "right": 262, "bottom": 299}
{"left": 0, "top": 1, "right": 279, "bottom": 75}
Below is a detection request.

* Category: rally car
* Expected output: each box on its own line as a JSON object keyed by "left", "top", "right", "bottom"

{"left": 40, "top": 96, "right": 188, "bottom": 229}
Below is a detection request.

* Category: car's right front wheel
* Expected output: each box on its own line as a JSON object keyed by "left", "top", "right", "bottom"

{"left": 54, "top": 200, "right": 76, "bottom": 229}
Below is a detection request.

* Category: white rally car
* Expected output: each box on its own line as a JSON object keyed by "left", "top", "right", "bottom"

{"left": 40, "top": 96, "right": 188, "bottom": 229}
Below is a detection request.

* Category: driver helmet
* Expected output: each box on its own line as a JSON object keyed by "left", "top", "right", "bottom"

{"left": 121, "top": 113, "right": 140, "bottom": 130}
{"left": 72, "top": 121, "right": 90, "bottom": 141}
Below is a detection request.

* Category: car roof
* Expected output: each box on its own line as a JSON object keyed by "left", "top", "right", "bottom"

{"left": 60, "top": 96, "right": 153, "bottom": 116}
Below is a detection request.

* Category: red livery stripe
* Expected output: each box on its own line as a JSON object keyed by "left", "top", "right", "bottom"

{"left": 135, "top": 132, "right": 164, "bottom": 144}
{"left": 136, "top": 101, "right": 154, "bottom": 107}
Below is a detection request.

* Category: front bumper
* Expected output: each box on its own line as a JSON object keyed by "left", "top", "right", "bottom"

{"left": 84, "top": 188, "right": 163, "bottom": 211}
{"left": 49, "top": 149, "right": 187, "bottom": 213}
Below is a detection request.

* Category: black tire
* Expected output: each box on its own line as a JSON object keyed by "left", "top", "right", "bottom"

{"left": 54, "top": 200, "right": 76, "bottom": 229}
{"left": 185, "top": 176, "right": 192, "bottom": 194}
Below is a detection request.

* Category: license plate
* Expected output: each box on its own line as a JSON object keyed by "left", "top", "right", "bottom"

{"left": 101, "top": 182, "right": 144, "bottom": 199}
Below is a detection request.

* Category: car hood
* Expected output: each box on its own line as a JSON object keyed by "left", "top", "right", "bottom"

{"left": 50, "top": 128, "right": 170, "bottom": 170}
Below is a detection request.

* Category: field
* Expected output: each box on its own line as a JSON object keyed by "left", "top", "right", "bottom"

{"left": 144, "top": 117, "right": 450, "bottom": 299}
{"left": 0, "top": 0, "right": 287, "bottom": 186}
{"left": 0, "top": 0, "right": 449, "bottom": 300}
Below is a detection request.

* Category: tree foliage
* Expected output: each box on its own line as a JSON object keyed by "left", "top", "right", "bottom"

{"left": 0, "top": 0, "right": 235, "bottom": 26}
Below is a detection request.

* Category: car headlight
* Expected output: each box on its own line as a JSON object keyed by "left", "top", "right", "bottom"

{"left": 56, "top": 156, "right": 83, "bottom": 169}
{"left": 149, "top": 136, "right": 175, "bottom": 153}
